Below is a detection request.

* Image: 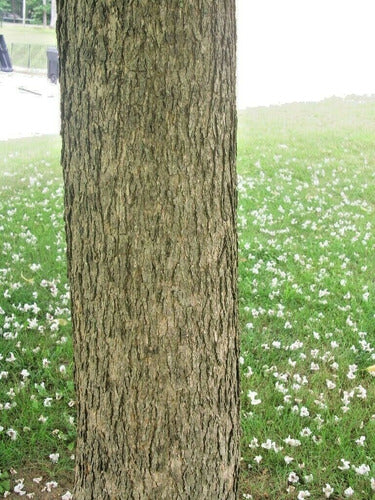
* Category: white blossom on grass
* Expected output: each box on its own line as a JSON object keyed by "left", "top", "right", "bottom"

{"left": 6, "top": 428, "right": 18, "bottom": 440}
{"left": 49, "top": 453, "right": 59, "bottom": 464}
{"left": 247, "top": 390, "right": 261, "bottom": 405}
{"left": 344, "top": 487, "right": 354, "bottom": 497}
{"left": 288, "top": 472, "right": 299, "bottom": 484}
{"left": 353, "top": 464, "right": 370, "bottom": 476}
{"left": 322, "top": 483, "right": 334, "bottom": 497}
{"left": 297, "top": 490, "right": 311, "bottom": 499}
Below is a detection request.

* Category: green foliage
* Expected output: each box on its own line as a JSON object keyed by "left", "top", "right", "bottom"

{"left": 27, "top": 0, "right": 50, "bottom": 24}
{"left": 1, "top": 0, "right": 50, "bottom": 24}
{"left": 0, "top": 0, "right": 10, "bottom": 14}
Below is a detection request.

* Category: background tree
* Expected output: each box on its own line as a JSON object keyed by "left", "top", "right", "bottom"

{"left": 42, "top": 0, "right": 46, "bottom": 26}
{"left": 49, "top": 0, "right": 55, "bottom": 27}
{"left": 57, "top": 1, "right": 239, "bottom": 498}
{"left": 26, "top": 0, "right": 50, "bottom": 24}
{"left": 3, "top": 0, "right": 54, "bottom": 25}
{"left": 0, "top": 0, "right": 10, "bottom": 16}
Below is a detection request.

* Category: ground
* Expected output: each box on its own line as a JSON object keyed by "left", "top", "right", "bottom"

{"left": 0, "top": 70, "right": 67, "bottom": 498}
{"left": 0, "top": 71, "right": 60, "bottom": 140}
{"left": 2, "top": 466, "right": 73, "bottom": 499}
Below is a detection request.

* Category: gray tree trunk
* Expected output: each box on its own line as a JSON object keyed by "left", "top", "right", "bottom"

{"left": 50, "top": 0, "right": 56, "bottom": 28}
{"left": 57, "top": 2, "right": 239, "bottom": 499}
{"left": 42, "top": 0, "right": 46, "bottom": 27}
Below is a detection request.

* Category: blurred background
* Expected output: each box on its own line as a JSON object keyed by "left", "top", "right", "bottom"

{"left": 237, "top": 0, "right": 375, "bottom": 108}
{"left": 1, "top": 0, "right": 375, "bottom": 140}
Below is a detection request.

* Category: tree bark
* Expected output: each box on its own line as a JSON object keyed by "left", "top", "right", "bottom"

{"left": 57, "top": 2, "right": 239, "bottom": 499}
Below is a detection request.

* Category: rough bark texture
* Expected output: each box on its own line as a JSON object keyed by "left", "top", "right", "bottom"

{"left": 57, "top": 2, "right": 238, "bottom": 499}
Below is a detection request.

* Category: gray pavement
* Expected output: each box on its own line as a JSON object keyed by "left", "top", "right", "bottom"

{"left": 0, "top": 71, "right": 60, "bottom": 140}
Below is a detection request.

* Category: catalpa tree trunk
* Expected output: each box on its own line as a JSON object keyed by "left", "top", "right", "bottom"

{"left": 57, "top": 1, "right": 239, "bottom": 498}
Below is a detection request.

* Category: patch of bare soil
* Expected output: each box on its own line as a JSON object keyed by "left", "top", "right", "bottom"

{"left": 3, "top": 465, "right": 73, "bottom": 499}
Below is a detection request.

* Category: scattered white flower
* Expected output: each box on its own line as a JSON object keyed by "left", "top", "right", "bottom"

{"left": 344, "top": 487, "right": 354, "bottom": 497}
{"left": 61, "top": 493, "right": 73, "bottom": 500}
{"left": 14, "top": 480, "right": 25, "bottom": 496}
{"left": 6, "top": 428, "right": 18, "bottom": 440}
{"left": 43, "top": 481, "right": 58, "bottom": 492}
{"left": 338, "top": 459, "right": 350, "bottom": 471}
{"left": 288, "top": 472, "right": 300, "bottom": 484}
{"left": 284, "top": 436, "right": 301, "bottom": 447}
{"left": 322, "top": 483, "right": 334, "bottom": 497}
{"left": 42, "top": 358, "right": 50, "bottom": 368}
{"left": 49, "top": 453, "right": 60, "bottom": 464}
{"left": 297, "top": 490, "right": 311, "bottom": 499}
{"left": 355, "top": 435, "right": 365, "bottom": 446}
{"left": 326, "top": 379, "right": 336, "bottom": 390}
{"left": 353, "top": 463, "right": 370, "bottom": 476}
{"left": 20, "top": 369, "right": 30, "bottom": 379}
{"left": 247, "top": 390, "right": 261, "bottom": 405}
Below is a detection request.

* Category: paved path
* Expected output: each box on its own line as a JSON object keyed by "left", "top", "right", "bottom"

{"left": 0, "top": 71, "right": 60, "bottom": 140}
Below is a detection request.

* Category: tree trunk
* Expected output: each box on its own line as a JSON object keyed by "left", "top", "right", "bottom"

{"left": 50, "top": 0, "right": 56, "bottom": 28}
{"left": 57, "top": 2, "right": 239, "bottom": 499}
{"left": 42, "top": 0, "right": 46, "bottom": 27}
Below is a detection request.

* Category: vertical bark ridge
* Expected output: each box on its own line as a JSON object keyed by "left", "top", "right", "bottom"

{"left": 57, "top": 1, "right": 238, "bottom": 498}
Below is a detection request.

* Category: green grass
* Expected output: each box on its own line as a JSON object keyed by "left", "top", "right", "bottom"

{"left": 0, "top": 22, "right": 56, "bottom": 46}
{"left": 0, "top": 136, "right": 73, "bottom": 497}
{"left": 0, "top": 97, "right": 375, "bottom": 498}
{"left": 238, "top": 96, "right": 375, "bottom": 499}
{"left": 1, "top": 22, "right": 57, "bottom": 69}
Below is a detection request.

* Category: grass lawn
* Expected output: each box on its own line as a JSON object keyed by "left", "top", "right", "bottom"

{"left": 0, "top": 97, "right": 375, "bottom": 498}
{"left": 238, "top": 96, "right": 375, "bottom": 499}
{"left": 0, "top": 23, "right": 57, "bottom": 70}
{"left": 0, "top": 22, "right": 56, "bottom": 46}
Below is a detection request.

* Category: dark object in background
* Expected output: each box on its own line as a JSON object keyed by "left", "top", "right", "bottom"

{"left": 47, "top": 47, "right": 59, "bottom": 83}
{"left": 0, "top": 35, "right": 13, "bottom": 72}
